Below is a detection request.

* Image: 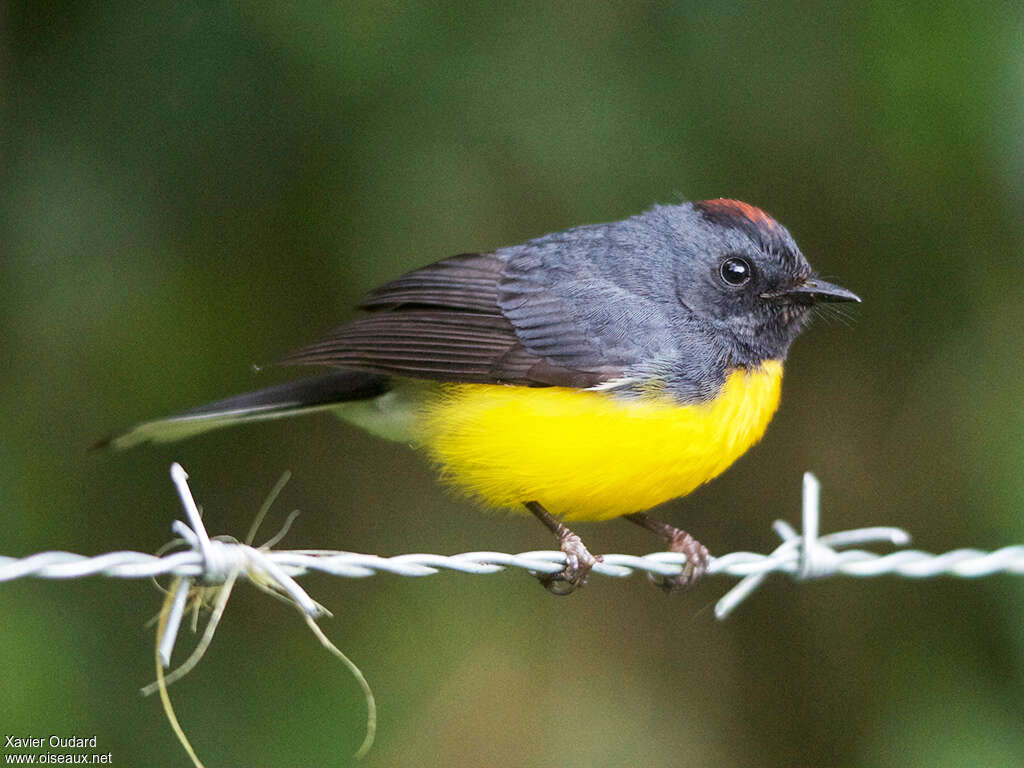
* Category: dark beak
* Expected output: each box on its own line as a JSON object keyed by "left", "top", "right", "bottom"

{"left": 762, "top": 277, "right": 861, "bottom": 304}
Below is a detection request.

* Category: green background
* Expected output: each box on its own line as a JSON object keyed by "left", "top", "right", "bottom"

{"left": 3, "top": 2, "right": 1023, "bottom": 766}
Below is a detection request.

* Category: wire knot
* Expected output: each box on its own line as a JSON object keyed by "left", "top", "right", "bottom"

{"left": 173, "top": 528, "right": 251, "bottom": 585}
{"left": 157, "top": 464, "right": 326, "bottom": 672}
{"left": 710, "top": 472, "right": 910, "bottom": 618}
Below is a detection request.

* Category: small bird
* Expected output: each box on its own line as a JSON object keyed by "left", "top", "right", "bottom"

{"left": 102, "top": 199, "right": 859, "bottom": 594}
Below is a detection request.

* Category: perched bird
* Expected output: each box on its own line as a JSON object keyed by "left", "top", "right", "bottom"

{"left": 102, "top": 199, "right": 859, "bottom": 594}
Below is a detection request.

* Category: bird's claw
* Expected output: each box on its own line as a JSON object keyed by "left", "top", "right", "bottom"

{"left": 539, "top": 532, "right": 601, "bottom": 596}
{"left": 649, "top": 531, "right": 709, "bottom": 593}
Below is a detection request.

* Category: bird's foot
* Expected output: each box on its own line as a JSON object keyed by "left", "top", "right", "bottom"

{"left": 524, "top": 500, "right": 601, "bottom": 596}
{"left": 654, "top": 529, "right": 709, "bottom": 593}
{"left": 539, "top": 530, "right": 602, "bottom": 596}
{"left": 624, "top": 512, "right": 709, "bottom": 593}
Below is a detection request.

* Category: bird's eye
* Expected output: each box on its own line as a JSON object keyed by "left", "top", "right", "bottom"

{"left": 720, "top": 256, "right": 752, "bottom": 286}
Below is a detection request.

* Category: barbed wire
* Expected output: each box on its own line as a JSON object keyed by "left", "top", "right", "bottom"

{"left": 5, "top": 463, "right": 1023, "bottom": 767}
{"left": 2, "top": 465, "right": 1022, "bottom": 624}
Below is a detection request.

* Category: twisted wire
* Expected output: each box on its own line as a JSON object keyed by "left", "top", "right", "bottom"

{"left": 1, "top": 466, "right": 1021, "bottom": 622}
{"left": 8, "top": 464, "right": 1018, "bottom": 768}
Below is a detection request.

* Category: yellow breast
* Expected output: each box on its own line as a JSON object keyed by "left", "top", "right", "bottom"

{"left": 415, "top": 360, "right": 783, "bottom": 521}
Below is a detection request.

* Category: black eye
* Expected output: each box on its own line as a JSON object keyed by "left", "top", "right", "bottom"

{"left": 720, "top": 256, "right": 752, "bottom": 286}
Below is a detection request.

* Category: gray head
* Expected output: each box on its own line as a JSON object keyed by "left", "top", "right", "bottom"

{"left": 648, "top": 199, "right": 859, "bottom": 366}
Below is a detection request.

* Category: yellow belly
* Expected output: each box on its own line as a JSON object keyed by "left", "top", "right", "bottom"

{"left": 415, "top": 361, "right": 783, "bottom": 521}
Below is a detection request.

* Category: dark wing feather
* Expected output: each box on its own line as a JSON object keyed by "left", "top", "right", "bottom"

{"left": 280, "top": 311, "right": 525, "bottom": 382}
{"left": 359, "top": 252, "right": 503, "bottom": 312}
{"left": 279, "top": 252, "right": 618, "bottom": 388}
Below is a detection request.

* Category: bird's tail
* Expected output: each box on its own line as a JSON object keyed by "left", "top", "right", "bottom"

{"left": 95, "top": 370, "right": 390, "bottom": 450}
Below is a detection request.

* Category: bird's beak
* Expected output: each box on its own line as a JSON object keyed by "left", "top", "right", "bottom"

{"left": 762, "top": 278, "right": 861, "bottom": 304}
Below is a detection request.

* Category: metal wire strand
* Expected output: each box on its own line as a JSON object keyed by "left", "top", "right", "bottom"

{"left": 1, "top": 465, "right": 1022, "bottom": 628}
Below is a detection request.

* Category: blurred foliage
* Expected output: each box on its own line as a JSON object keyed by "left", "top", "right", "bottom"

{"left": 2, "top": 1, "right": 1023, "bottom": 766}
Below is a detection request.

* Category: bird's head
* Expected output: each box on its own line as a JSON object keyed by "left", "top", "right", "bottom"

{"left": 666, "top": 198, "right": 860, "bottom": 364}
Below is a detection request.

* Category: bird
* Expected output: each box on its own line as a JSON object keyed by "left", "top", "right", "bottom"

{"left": 100, "top": 198, "right": 859, "bottom": 594}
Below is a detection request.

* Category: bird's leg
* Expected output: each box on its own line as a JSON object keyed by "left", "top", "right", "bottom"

{"left": 624, "top": 512, "right": 709, "bottom": 592}
{"left": 524, "top": 501, "right": 600, "bottom": 596}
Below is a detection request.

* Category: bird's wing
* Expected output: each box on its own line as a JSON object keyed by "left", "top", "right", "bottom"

{"left": 278, "top": 252, "right": 621, "bottom": 388}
